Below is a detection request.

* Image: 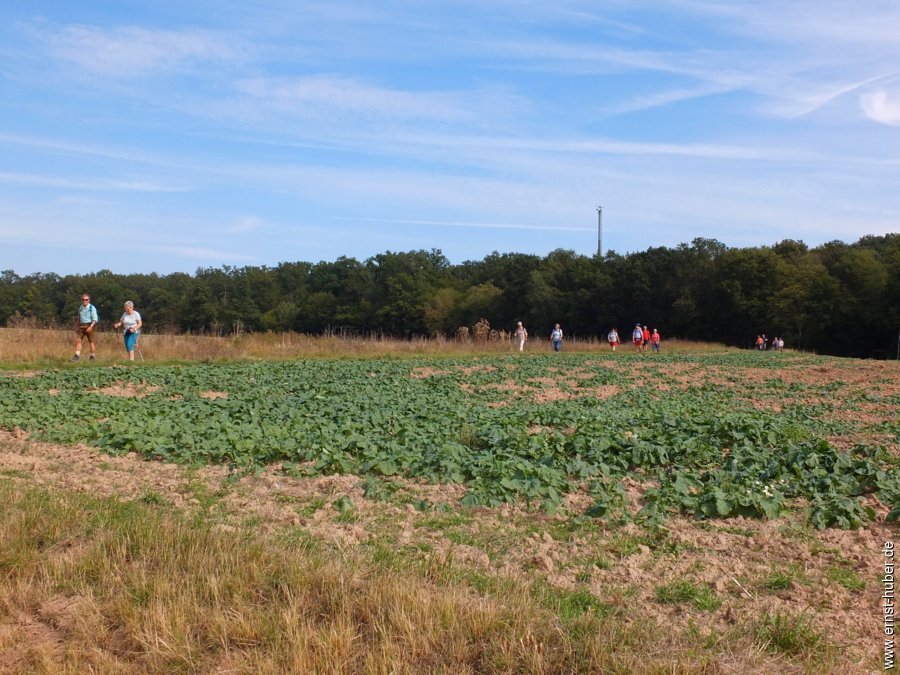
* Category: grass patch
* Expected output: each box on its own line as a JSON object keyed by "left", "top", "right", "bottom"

{"left": 574, "top": 555, "right": 614, "bottom": 581}
{"left": 755, "top": 611, "right": 825, "bottom": 656}
{"left": 273, "top": 526, "right": 321, "bottom": 553}
{"left": 297, "top": 497, "right": 326, "bottom": 517}
{"left": 416, "top": 512, "right": 473, "bottom": 530}
{"left": 759, "top": 564, "right": 808, "bottom": 592}
{"left": 826, "top": 565, "right": 865, "bottom": 591}
{"left": 655, "top": 581, "right": 722, "bottom": 611}
{"left": 604, "top": 527, "right": 685, "bottom": 559}
{"left": 335, "top": 510, "right": 360, "bottom": 524}
{"left": 760, "top": 570, "right": 793, "bottom": 591}
{"left": 716, "top": 525, "right": 755, "bottom": 537}
{"left": 534, "top": 582, "right": 614, "bottom": 621}
{"left": 444, "top": 529, "right": 480, "bottom": 547}
{"left": 180, "top": 475, "right": 225, "bottom": 511}
{"left": 606, "top": 532, "right": 643, "bottom": 558}
{"left": 137, "top": 489, "right": 170, "bottom": 506}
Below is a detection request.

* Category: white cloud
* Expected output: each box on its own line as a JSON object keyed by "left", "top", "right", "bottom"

{"left": 353, "top": 129, "right": 816, "bottom": 163}
{"left": 233, "top": 76, "right": 518, "bottom": 124}
{"left": 0, "top": 132, "right": 167, "bottom": 164}
{"left": 861, "top": 89, "right": 900, "bottom": 126}
{"left": 0, "top": 171, "right": 188, "bottom": 192}
{"left": 346, "top": 217, "right": 593, "bottom": 233}
{"left": 41, "top": 24, "right": 243, "bottom": 77}
{"left": 161, "top": 245, "right": 257, "bottom": 262}
{"left": 659, "top": 0, "right": 900, "bottom": 45}
{"left": 597, "top": 83, "right": 733, "bottom": 116}
{"left": 488, "top": 38, "right": 739, "bottom": 82}
{"left": 762, "top": 71, "right": 900, "bottom": 119}
{"left": 0, "top": 206, "right": 257, "bottom": 265}
{"left": 226, "top": 216, "right": 266, "bottom": 233}
{"left": 482, "top": 3, "right": 900, "bottom": 124}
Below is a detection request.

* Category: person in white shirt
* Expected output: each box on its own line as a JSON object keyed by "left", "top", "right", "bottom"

{"left": 632, "top": 324, "right": 643, "bottom": 351}
{"left": 607, "top": 328, "right": 619, "bottom": 351}
{"left": 514, "top": 322, "right": 528, "bottom": 352}
{"left": 113, "top": 301, "right": 143, "bottom": 361}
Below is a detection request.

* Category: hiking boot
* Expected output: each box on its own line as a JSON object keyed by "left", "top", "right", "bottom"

{"left": 71, "top": 354, "right": 80, "bottom": 362}
{"left": 89, "top": 354, "right": 95, "bottom": 361}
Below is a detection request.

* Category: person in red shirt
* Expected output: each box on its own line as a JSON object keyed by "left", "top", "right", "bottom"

{"left": 651, "top": 328, "right": 661, "bottom": 353}
{"left": 641, "top": 326, "right": 650, "bottom": 352}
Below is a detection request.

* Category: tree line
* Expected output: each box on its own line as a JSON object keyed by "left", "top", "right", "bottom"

{"left": 2, "top": 234, "right": 898, "bottom": 358}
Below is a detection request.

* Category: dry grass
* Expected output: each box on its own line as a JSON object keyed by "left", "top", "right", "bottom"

{"left": 0, "top": 327, "right": 732, "bottom": 366}
{"left": 0, "top": 417, "right": 855, "bottom": 674}
{"left": 0, "top": 481, "right": 736, "bottom": 674}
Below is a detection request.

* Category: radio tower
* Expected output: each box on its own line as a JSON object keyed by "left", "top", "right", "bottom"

{"left": 596, "top": 205, "right": 603, "bottom": 257}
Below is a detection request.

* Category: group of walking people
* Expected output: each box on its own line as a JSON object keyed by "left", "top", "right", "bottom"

{"left": 614, "top": 324, "right": 661, "bottom": 353}
{"left": 71, "top": 294, "right": 143, "bottom": 362}
{"left": 604, "top": 325, "right": 661, "bottom": 353}
{"left": 755, "top": 334, "right": 784, "bottom": 351}
{"left": 512, "top": 321, "right": 662, "bottom": 353}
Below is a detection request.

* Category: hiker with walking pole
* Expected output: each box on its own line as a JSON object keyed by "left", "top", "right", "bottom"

{"left": 72, "top": 294, "right": 98, "bottom": 361}
{"left": 113, "top": 301, "right": 142, "bottom": 362}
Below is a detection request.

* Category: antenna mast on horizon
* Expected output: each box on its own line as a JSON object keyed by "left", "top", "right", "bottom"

{"left": 597, "top": 205, "right": 603, "bottom": 257}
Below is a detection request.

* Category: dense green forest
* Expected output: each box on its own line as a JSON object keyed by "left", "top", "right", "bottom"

{"left": 2, "top": 235, "right": 898, "bottom": 358}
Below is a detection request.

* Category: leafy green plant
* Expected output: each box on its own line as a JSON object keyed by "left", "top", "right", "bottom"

{"left": 359, "top": 476, "right": 399, "bottom": 501}
{"left": 332, "top": 495, "right": 355, "bottom": 514}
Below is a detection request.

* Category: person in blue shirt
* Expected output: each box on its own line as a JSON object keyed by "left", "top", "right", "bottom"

{"left": 632, "top": 324, "right": 644, "bottom": 351}
{"left": 550, "top": 323, "right": 563, "bottom": 352}
{"left": 72, "top": 294, "right": 98, "bottom": 361}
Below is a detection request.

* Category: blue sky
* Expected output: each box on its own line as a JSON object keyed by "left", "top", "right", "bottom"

{"left": 1, "top": 1, "right": 899, "bottom": 275}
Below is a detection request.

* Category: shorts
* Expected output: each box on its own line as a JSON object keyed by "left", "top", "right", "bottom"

{"left": 78, "top": 324, "right": 95, "bottom": 343}
{"left": 633, "top": 339, "right": 642, "bottom": 346}
{"left": 609, "top": 341, "right": 618, "bottom": 347}
{"left": 124, "top": 330, "right": 139, "bottom": 352}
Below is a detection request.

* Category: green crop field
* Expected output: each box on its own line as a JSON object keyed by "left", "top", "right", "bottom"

{"left": 1, "top": 351, "right": 898, "bottom": 672}
{"left": 2, "top": 351, "right": 897, "bottom": 528}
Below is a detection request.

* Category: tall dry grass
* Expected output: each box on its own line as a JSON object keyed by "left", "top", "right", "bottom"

{"left": 0, "top": 326, "right": 732, "bottom": 366}
{"left": 0, "top": 481, "right": 733, "bottom": 674}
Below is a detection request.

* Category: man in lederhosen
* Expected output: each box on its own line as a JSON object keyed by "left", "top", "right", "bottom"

{"left": 72, "top": 294, "right": 99, "bottom": 361}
